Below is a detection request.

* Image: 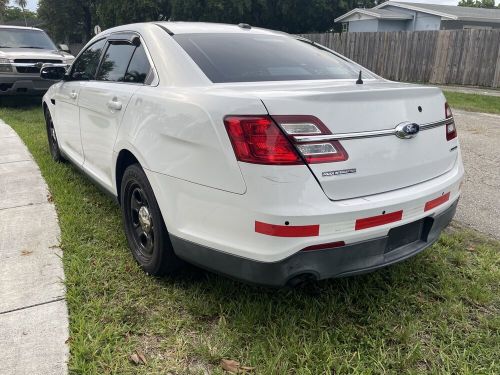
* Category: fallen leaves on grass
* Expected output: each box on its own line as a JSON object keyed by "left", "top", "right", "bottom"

{"left": 221, "top": 359, "right": 255, "bottom": 373}
{"left": 129, "top": 351, "right": 147, "bottom": 366}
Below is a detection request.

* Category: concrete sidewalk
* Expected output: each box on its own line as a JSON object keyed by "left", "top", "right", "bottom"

{"left": 0, "top": 120, "right": 68, "bottom": 374}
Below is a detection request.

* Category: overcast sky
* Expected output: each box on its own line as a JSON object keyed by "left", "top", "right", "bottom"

{"left": 20, "top": 0, "right": 500, "bottom": 11}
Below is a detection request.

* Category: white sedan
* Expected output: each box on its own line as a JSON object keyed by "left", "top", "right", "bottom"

{"left": 41, "top": 22, "right": 463, "bottom": 286}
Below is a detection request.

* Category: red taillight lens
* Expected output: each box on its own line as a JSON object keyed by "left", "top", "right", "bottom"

{"left": 445, "top": 102, "right": 457, "bottom": 141}
{"left": 224, "top": 116, "right": 303, "bottom": 165}
{"left": 273, "top": 115, "right": 348, "bottom": 163}
{"left": 224, "top": 115, "right": 348, "bottom": 165}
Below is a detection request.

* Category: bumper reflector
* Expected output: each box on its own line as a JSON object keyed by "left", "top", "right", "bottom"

{"left": 424, "top": 192, "right": 450, "bottom": 212}
{"left": 301, "top": 241, "right": 345, "bottom": 251}
{"left": 255, "top": 221, "right": 319, "bottom": 237}
{"left": 355, "top": 210, "right": 403, "bottom": 231}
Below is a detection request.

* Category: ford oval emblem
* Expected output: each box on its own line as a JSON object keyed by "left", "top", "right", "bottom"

{"left": 395, "top": 122, "right": 420, "bottom": 139}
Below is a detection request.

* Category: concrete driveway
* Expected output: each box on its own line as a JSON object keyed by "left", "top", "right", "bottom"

{"left": 0, "top": 120, "right": 68, "bottom": 374}
{"left": 454, "top": 110, "right": 500, "bottom": 239}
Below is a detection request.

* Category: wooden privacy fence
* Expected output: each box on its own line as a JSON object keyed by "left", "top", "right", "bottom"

{"left": 299, "top": 29, "right": 500, "bottom": 88}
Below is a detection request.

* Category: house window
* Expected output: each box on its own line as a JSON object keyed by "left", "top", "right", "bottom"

{"left": 342, "top": 23, "right": 349, "bottom": 32}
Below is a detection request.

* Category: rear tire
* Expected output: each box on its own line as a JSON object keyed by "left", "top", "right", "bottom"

{"left": 44, "top": 107, "right": 64, "bottom": 162}
{"left": 120, "top": 163, "right": 182, "bottom": 276}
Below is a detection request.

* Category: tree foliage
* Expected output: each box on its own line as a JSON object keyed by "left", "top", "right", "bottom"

{"left": 0, "top": 0, "right": 7, "bottom": 14}
{"left": 0, "top": 5, "right": 36, "bottom": 21}
{"left": 458, "top": 0, "right": 498, "bottom": 8}
{"left": 38, "top": 0, "right": 386, "bottom": 43}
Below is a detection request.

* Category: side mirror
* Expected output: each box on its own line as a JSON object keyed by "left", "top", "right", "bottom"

{"left": 40, "top": 63, "right": 68, "bottom": 81}
{"left": 58, "top": 44, "right": 71, "bottom": 53}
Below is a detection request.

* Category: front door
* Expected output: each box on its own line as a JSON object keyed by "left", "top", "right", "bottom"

{"left": 54, "top": 38, "right": 106, "bottom": 165}
{"left": 79, "top": 38, "right": 152, "bottom": 192}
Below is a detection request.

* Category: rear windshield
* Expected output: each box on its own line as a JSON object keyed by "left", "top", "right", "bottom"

{"left": 0, "top": 29, "right": 56, "bottom": 50}
{"left": 173, "top": 33, "right": 367, "bottom": 83}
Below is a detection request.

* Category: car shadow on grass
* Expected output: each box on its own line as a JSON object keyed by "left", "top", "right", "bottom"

{"left": 0, "top": 96, "right": 42, "bottom": 109}
{"left": 158, "top": 246, "right": 452, "bottom": 328}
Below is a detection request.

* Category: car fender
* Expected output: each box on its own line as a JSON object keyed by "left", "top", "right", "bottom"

{"left": 113, "top": 86, "right": 268, "bottom": 195}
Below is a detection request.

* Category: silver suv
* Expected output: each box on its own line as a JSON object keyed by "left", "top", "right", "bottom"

{"left": 0, "top": 25, "right": 74, "bottom": 96}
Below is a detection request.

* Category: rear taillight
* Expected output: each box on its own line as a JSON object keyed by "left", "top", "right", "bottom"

{"left": 274, "top": 115, "right": 348, "bottom": 163}
{"left": 224, "top": 115, "right": 348, "bottom": 165}
{"left": 445, "top": 102, "right": 457, "bottom": 141}
{"left": 224, "top": 116, "right": 303, "bottom": 165}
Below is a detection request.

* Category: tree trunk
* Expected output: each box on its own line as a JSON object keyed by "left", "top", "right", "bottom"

{"left": 82, "top": 4, "right": 92, "bottom": 42}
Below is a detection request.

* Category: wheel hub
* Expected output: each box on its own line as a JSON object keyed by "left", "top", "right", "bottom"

{"left": 138, "top": 206, "right": 152, "bottom": 233}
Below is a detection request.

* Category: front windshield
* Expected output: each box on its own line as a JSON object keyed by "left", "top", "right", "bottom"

{"left": 0, "top": 28, "right": 57, "bottom": 50}
{"left": 173, "top": 33, "right": 373, "bottom": 83}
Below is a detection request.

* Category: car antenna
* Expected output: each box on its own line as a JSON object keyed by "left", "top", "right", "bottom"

{"left": 356, "top": 70, "right": 363, "bottom": 85}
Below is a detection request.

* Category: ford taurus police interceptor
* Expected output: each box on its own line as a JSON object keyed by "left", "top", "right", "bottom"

{"left": 40, "top": 22, "right": 463, "bottom": 286}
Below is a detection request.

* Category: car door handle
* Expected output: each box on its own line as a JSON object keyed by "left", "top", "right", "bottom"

{"left": 69, "top": 91, "right": 78, "bottom": 100}
{"left": 107, "top": 99, "right": 122, "bottom": 111}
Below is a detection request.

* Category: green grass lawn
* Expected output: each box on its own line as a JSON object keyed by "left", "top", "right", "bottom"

{"left": 1, "top": 104, "right": 499, "bottom": 374}
{"left": 443, "top": 91, "right": 500, "bottom": 115}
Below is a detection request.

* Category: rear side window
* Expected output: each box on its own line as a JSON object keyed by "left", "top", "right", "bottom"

{"left": 97, "top": 43, "right": 136, "bottom": 82}
{"left": 173, "top": 33, "right": 367, "bottom": 83}
{"left": 124, "top": 45, "right": 151, "bottom": 84}
{"left": 71, "top": 39, "right": 106, "bottom": 80}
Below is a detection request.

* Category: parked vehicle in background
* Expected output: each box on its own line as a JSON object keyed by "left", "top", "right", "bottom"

{"left": 0, "top": 26, "right": 74, "bottom": 96}
{"left": 40, "top": 22, "right": 464, "bottom": 286}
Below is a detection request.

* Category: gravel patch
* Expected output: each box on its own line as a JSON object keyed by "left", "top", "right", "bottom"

{"left": 454, "top": 110, "right": 500, "bottom": 239}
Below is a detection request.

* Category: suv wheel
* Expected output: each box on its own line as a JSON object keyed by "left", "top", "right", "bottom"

{"left": 121, "top": 164, "right": 182, "bottom": 275}
{"left": 44, "top": 108, "right": 64, "bottom": 162}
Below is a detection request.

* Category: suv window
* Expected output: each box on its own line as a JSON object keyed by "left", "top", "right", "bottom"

{"left": 124, "top": 45, "right": 151, "bottom": 84}
{"left": 96, "top": 43, "right": 135, "bottom": 82}
{"left": 71, "top": 39, "right": 106, "bottom": 81}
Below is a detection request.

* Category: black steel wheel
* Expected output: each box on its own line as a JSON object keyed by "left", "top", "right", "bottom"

{"left": 121, "top": 163, "right": 182, "bottom": 275}
{"left": 44, "top": 107, "right": 64, "bottom": 162}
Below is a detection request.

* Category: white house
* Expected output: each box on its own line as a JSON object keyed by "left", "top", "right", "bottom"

{"left": 335, "top": 1, "right": 500, "bottom": 32}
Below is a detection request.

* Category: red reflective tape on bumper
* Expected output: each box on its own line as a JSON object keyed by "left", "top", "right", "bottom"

{"left": 355, "top": 210, "right": 403, "bottom": 231}
{"left": 424, "top": 192, "right": 450, "bottom": 212}
{"left": 255, "top": 221, "right": 319, "bottom": 237}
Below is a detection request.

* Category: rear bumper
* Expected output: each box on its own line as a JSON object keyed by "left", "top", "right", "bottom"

{"left": 0, "top": 75, "right": 55, "bottom": 96}
{"left": 171, "top": 199, "right": 458, "bottom": 286}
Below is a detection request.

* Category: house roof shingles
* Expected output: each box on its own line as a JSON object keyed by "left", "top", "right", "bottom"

{"left": 336, "top": 1, "right": 500, "bottom": 23}
{"left": 381, "top": 1, "right": 500, "bottom": 22}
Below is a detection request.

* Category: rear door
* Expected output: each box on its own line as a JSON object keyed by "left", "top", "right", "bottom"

{"left": 54, "top": 38, "right": 106, "bottom": 165}
{"left": 79, "top": 34, "right": 154, "bottom": 191}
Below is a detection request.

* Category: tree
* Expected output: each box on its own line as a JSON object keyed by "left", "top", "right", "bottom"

{"left": 15, "top": 0, "right": 28, "bottom": 26}
{"left": 1, "top": 5, "right": 36, "bottom": 21}
{"left": 0, "top": 0, "right": 9, "bottom": 20}
{"left": 38, "top": 0, "right": 387, "bottom": 43}
{"left": 458, "top": 0, "right": 496, "bottom": 8}
{"left": 39, "top": 0, "right": 171, "bottom": 43}
{"left": 38, "top": 0, "right": 78, "bottom": 43}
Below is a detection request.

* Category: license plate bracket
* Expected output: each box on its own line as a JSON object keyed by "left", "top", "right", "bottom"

{"left": 385, "top": 218, "right": 433, "bottom": 254}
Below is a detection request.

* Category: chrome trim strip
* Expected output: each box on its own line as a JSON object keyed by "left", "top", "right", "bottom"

{"left": 293, "top": 118, "right": 452, "bottom": 142}
{"left": 420, "top": 118, "right": 451, "bottom": 130}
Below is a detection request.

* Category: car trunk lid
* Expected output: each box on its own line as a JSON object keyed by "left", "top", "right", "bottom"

{"left": 249, "top": 81, "right": 458, "bottom": 200}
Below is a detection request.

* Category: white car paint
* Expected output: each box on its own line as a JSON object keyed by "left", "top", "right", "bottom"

{"left": 42, "top": 22, "right": 463, "bottom": 283}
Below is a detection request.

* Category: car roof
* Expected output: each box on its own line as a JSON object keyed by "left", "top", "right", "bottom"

{"left": 0, "top": 25, "right": 44, "bottom": 31}
{"left": 154, "top": 21, "right": 286, "bottom": 36}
